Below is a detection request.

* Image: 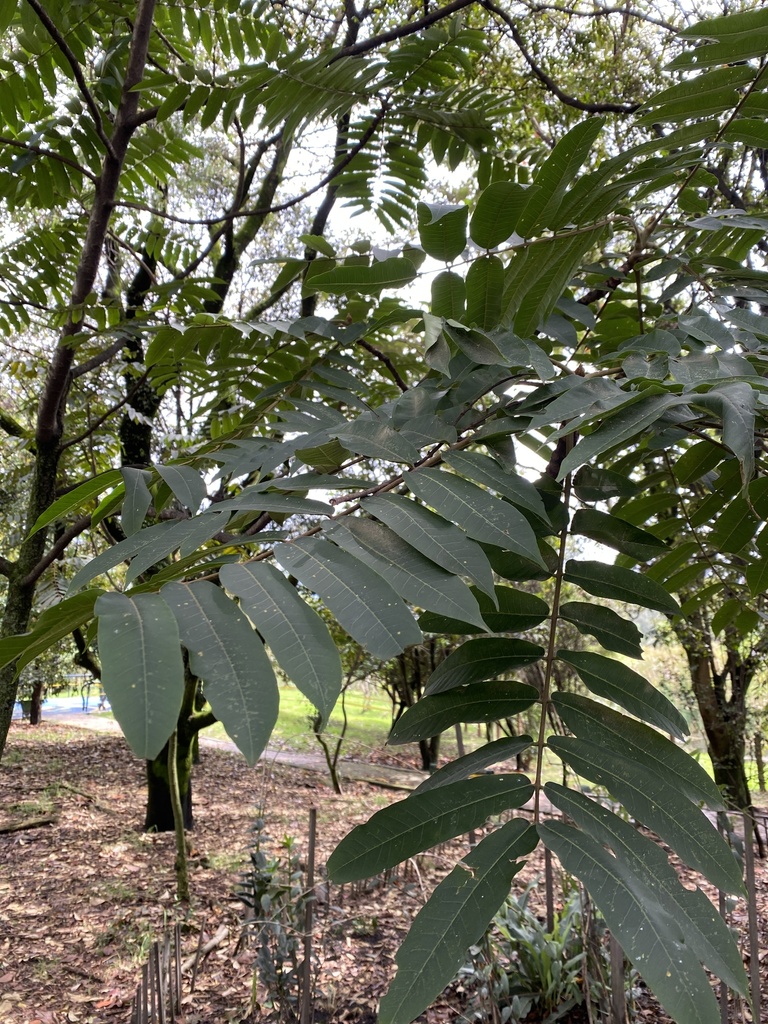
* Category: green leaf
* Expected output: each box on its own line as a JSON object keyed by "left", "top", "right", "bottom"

{"left": 0, "top": 590, "right": 102, "bottom": 674}
{"left": 156, "top": 463, "right": 207, "bottom": 513}
{"left": 465, "top": 255, "right": 504, "bottom": 331}
{"left": 327, "top": 774, "right": 534, "bottom": 882}
{"left": 414, "top": 736, "right": 533, "bottom": 793}
{"left": 516, "top": 118, "right": 605, "bottom": 234}
{"left": 418, "top": 584, "right": 549, "bottom": 635}
{"left": 363, "top": 494, "right": 496, "bottom": 599}
{"left": 444, "top": 451, "right": 551, "bottom": 528}
{"left": 274, "top": 538, "right": 422, "bottom": 659}
{"left": 327, "top": 520, "right": 487, "bottom": 631}
{"left": 481, "top": 542, "right": 556, "bottom": 582}
{"left": 95, "top": 593, "right": 185, "bottom": 760}
{"left": 417, "top": 202, "right": 468, "bottom": 262}
{"left": 390, "top": 681, "right": 539, "bottom": 744}
{"left": 557, "top": 650, "right": 687, "bottom": 737}
{"left": 425, "top": 637, "right": 545, "bottom": 695}
{"left": 334, "top": 419, "right": 420, "bottom": 464}
{"left": 407, "top": 469, "right": 547, "bottom": 569}
{"left": 162, "top": 581, "right": 278, "bottom": 764}
{"left": 120, "top": 468, "right": 152, "bottom": 536}
{"left": 563, "top": 559, "right": 680, "bottom": 614}
{"left": 308, "top": 257, "right": 417, "bottom": 295}
{"left": 571, "top": 509, "right": 666, "bottom": 561}
{"left": 546, "top": 784, "right": 748, "bottom": 995}
{"left": 694, "top": 382, "right": 756, "bottom": 487}
{"left": 469, "top": 182, "right": 531, "bottom": 249}
{"left": 558, "top": 394, "right": 682, "bottom": 480}
{"left": 219, "top": 561, "right": 341, "bottom": 724}
{"left": 540, "top": 819, "right": 722, "bottom": 1024}
{"left": 746, "top": 558, "right": 768, "bottom": 597}
{"left": 28, "top": 470, "right": 122, "bottom": 537}
{"left": 442, "top": 322, "right": 505, "bottom": 365}
{"left": 212, "top": 490, "right": 332, "bottom": 516}
{"left": 555, "top": 693, "right": 719, "bottom": 807}
{"left": 548, "top": 734, "right": 743, "bottom": 893}
{"left": 558, "top": 603, "right": 643, "bottom": 659}
{"left": 431, "top": 271, "right": 465, "bottom": 319}
{"left": 379, "top": 820, "right": 537, "bottom": 1024}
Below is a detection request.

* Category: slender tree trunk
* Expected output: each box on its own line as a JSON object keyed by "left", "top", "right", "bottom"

{"left": 29, "top": 679, "right": 44, "bottom": 725}
{"left": 145, "top": 734, "right": 195, "bottom": 832}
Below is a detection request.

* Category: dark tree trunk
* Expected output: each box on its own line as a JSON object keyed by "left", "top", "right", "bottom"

{"left": 29, "top": 679, "right": 44, "bottom": 725}
{"left": 145, "top": 733, "right": 195, "bottom": 832}
{"left": 418, "top": 735, "right": 441, "bottom": 772}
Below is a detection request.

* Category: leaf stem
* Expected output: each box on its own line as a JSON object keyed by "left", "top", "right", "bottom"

{"left": 533, "top": 448, "right": 573, "bottom": 823}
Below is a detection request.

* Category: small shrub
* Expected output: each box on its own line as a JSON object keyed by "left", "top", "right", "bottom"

{"left": 236, "top": 817, "right": 310, "bottom": 1022}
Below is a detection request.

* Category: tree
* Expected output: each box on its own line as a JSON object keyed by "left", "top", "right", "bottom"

{"left": 2, "top": 2, "right": 768, "bottom": 1022}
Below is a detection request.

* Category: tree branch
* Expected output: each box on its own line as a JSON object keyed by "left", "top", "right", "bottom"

{"left": 0, "top": 410, "right": 28, "bottom": 438}
{"left": 21, "top": 515, "right": 91, "bottom": 588}
{"left": 332, "top": 0, "right": 477, "bottom": 60}
{"left": 357, "top": 338, "right": 409, "bottom": 392}
{"left": 480, "top": 0, "right": 640, "bottom": 114}
{"left": 0, "top": 557, "right": 15, "bottom": 578}
{"left": 23, "top": 0, "right": 116, "bottom": 159}
{"left": 71, "top": 338, "right": 126, "bottom": 379}
{"left": 0, "top": 136, "right": 96, "bottom": 182}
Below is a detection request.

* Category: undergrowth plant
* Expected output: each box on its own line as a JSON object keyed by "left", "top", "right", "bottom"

{"left": 236, "top": 818, "right": 310, "bottom": 1022}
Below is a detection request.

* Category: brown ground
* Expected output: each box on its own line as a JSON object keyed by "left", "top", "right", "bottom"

{"left": 0, "top": 720, "right": 766, "bottom": 1024}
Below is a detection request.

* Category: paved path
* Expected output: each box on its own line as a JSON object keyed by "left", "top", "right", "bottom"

{"left": 15, "top": 700, "right": 429, "bottom": 790}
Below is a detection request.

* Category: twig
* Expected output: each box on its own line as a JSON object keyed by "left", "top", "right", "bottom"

{"left": 0, "top": 815, "right": 57, "bottom": 834}
{"left": 58, "top": 780, "right": 115, "bottom": 815}
{"left": 181, "top": 924, "right": 228, "bottom": 975}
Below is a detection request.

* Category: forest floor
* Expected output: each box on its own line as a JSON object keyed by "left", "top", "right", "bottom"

{"left": 1, "top": 720, "right": 767, "bottom": 1024}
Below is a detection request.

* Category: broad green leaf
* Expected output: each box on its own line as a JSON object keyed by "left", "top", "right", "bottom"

{"left": 431, "top": 271, "right": 465, "bottom": 319}
{"left": 407, "top": 469, "right": 547, "bottom": 569}
{"left": 28, "top": 470, "right": 122, "bottom": 537}
{"left": 156, "top": 463, "right": 207, "bottom": 513}
{"left": 516, "top": 118, "right": 605, "bottom": 234}
{"left": 327, "top": 519, "right": 487, "bottom": 630}
{"left": 746, "top": 558, "right": 768, "bottom": 597}
{"left": 540, "top": 820, "right": 722, "bottom": 1024}
{"left": 379, "top": 820, "right": 537, "bottom": 1024}
{"left": 444, "top": 451, "right": 551, "bottom": 528}
{"left": 557, "top": 650, "right": 686, "bottom": 737}
{"left": 548, "top": 736, "right": 742, "bottom": 893}
{"left": 469, "top": 182, "right": 531, "bottom": 249}
{"left": 295, "top": 436, "right": 350, "bottom": 472}
{"left": 482, "top": 542, "right": 556, "bottom": 582}
{"left": 363, "top": 494, "right": 496, "bottom": 599}
{"left": 442, "top": 322, "right": 505, "bottom": 365}
{"left": 418, "top": 584, "right": 549, "bottom": 635}
{"left": 694, "top": 382, "right": 756, "bottom": 487}
{"left": 125, "top": 516, "right": 224, "bottom": 586}
{"left": 558, "top": 603, "right": 643, "bottom": 659}
{"left": 308, "top": 257, "right": 417, "bottom": 295}
{"left": 0, "top": 590, "right": 102, "bottom": 674}
{"left": 327, "top": 774, "right": 534, "bottom": 882}
{"left": 95, "top": 593, "right": 184, "bottom": 760}
{"left": 162, "top": 581, "right": 278, "bottom": 764}
{"left": 390, "top": 681, "right": 539, "bottom": 743}
{"left": 414, "top": 736, "right": 533, "bottom": 793}
{"left": 274, "top": 538, "right": 422, "bottom": 659}
{"left": 558, "top": 394, "right": 682, "bottom": 480}
{"left": 212, "top": 490, "right": 332, "bottom": 516}
{"left": 417, "top": 202, "right": 468, "bottom": 262}
{"left": 465, "top": 255, "right": 503, "bottom": 331}
{"left": 334, "top": 419, "right": 419, "bottom": 464}
{"left": 709, "top": 497, "right": 758, "bottom": 553}
{"left": 573, "top": 465, "right": 639, "bottom": 502}
{"left": 546, "top": 785, "right": 748, "bottom": 995}
{"left": 425, "top": 637, "right": 545, "bottom": 695}
{"left": 563, "top": 559, "right": 680, "bottom": 614}
{"left": 120, "top": 468, "right": 152, "bottom": 536}
{"left": 555, "top": 694, "right": 719, "bottom": 807}
{"left": 219, "top": 561, "right": 341, "bottom": 724}
{"left": 571, "top": 508, "right": 666, "bottom": 560}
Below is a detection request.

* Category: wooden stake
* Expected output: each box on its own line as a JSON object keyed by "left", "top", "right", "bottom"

{"left": 743, "top": 810, "right": 761, "bottom": 1022}
{"left": 301, "top": 806, "right": 317, "bottom": 1024}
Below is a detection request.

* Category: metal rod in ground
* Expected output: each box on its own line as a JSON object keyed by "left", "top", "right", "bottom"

{"left": 190, "top": 917, "right": 207, "bottom": 994}
{"left": 544, "top": 846, "right": 554, "bottom": 933}
{"left": 141, "top": 964, "right": 149, "bottom": 1024}
{"left": 743, "top": 809, "right": 761, "bottom": 1022}
{"left": 174, "top": 923, "right": 182, "bottom": 1013}
{"left": 301, "top": 805, "right": 318, "bottom": 1024}
{"left": 155, "top": 942, "right": 167, "bottom": 1024}
{"left": 716, "top": 814, "right": 729, "bottom": 1024}
{"left": 149, "top": 949, "right": 156, "bottom": 1022}
{"left": 609, "top": 933, "right": 626, "bottom": 1024}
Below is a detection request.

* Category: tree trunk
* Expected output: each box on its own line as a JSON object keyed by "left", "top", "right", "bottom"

{"left": 29, "top": 679, "right": 44, "bottom": 725}
{"left": 418, "top": 734, "right": 441, "bottom": 772}
{"left": 145, "top": 733, "right": 195, "bottom": 832}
